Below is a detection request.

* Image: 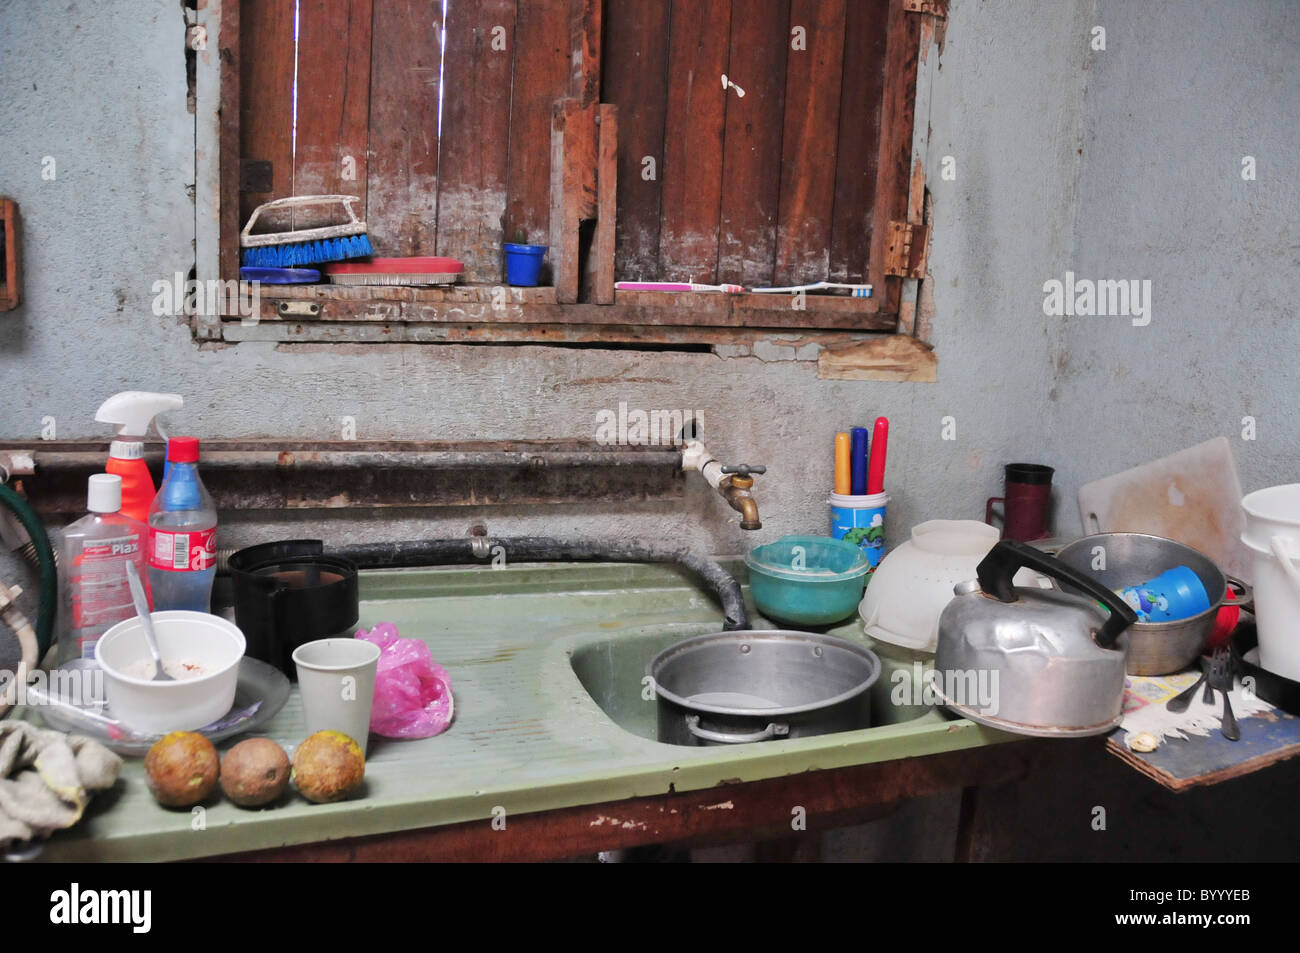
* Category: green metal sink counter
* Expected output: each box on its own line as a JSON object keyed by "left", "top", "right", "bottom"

{"left": 32, "top": 560, "right": 1013, "bottom": 861}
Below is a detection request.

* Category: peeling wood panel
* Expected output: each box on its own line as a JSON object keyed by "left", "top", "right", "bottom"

{"left": 436, "top": 0, "right": 515, "bottom": 278}
{"left": 591, "top": 103, "right": 618, "bottom": 303}
{"left": 504, "top": 0, "right": 571, "bottom": 244}
{"left": 774, "top": 0, "right": 847, "bottom": 286}
{"left": 293, "top": 0, "right": 373, "bottom": 204}
{"left": 658, "top": 0, "right": 732, "bottom": 283}
{"left": 238, "top": 0, "right": 295, "bottom": 226}
{"left": 222, "top": 320, "right": 890, "bottom": 349}
{"left": 239, "top": 287, "right": 894, "bottom": 330}
{"left": 817, "top": 333, "right": 937, "bottom": 382}
{"left": 601, "top": 0, "right": 671, "bottom": 280}
{"left": 716, "top": 0, "right": 789, "bottom": 288}
{"left": 367, "top": 1, "right": 442, "bottom": 257}
{"left": 569, "top": 0, "right": 601, "bottom": 106}
{"left": 828, "top": 0, "right": 889, "bottom": 282}
{"left": 866, "top": 0, "right": 921, "bottom": 316}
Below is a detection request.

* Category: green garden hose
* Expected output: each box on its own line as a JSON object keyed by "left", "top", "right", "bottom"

{"left": 0, "top": 485, "right": 56, "bottom": 659}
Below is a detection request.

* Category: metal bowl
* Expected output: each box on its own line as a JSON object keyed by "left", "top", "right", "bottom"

{"left": 1055, "top": 533, "right": 1228, "bottom": 675}
{"left": 648, "top": 630, "right": 881, "bottom": 745}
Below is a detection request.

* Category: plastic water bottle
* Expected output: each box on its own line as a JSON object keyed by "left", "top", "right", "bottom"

{"left": 58, "top": 474, "right": 151, "bottom": 662}
{"left": 147, "top": 436, "right": 217, "bottom": 612}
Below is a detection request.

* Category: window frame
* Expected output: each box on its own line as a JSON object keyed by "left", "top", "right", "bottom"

{"left": 197, "top": 0, "right": 937, "bottom": 352}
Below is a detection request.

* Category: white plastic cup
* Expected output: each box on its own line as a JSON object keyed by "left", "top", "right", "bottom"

{"left": 292, "top": 638, "right": 380, "bottom": 755}
{"left": 829, "top": 491, "right": 889, "bottom": 569}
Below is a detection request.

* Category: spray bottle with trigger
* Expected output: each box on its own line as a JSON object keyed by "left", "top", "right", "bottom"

{"left": 94, "top": 392, "right": 184, "bottom": 523}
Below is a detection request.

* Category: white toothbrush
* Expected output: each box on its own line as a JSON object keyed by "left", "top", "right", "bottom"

{"left": 750, "top": 280, "right": 872, "bottom": 297}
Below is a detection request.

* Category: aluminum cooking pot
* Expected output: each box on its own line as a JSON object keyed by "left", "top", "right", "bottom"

{"left": 1055, "top": 533, "right": 1250, "bottom": 675}
{"left": 934, "top": 540, "right": 1138, "bottom": 737}
{"left": 649, "top": 630, "right": 880, "bottom": 746}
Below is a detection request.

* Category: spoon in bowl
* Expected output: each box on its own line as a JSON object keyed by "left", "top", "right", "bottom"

{"left": 123, "top": 561, "right": 173, "bottom": 682}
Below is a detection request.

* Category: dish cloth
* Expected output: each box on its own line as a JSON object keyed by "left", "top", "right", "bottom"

{"left": 0, "top": 721, "right": 121, "bottom": 848}
{"left": 1119, "top": 669, "right": 1271, "bottom": 749}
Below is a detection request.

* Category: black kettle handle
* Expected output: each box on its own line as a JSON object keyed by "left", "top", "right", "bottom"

{"left": 976, "top": 539, "right": 1138, "bottom": 649}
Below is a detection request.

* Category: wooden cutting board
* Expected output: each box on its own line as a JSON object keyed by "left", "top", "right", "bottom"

{"left": 1077, "top": 437, "right": 1252, "bottom": 581}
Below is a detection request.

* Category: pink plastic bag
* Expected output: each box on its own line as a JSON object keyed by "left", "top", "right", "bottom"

{"left": 355, "top": 622, "right": 454, "bottom": 739}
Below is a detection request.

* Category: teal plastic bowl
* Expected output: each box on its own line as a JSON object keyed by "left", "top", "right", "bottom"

{"left": 744, "top": 535, "right": 872, "bottom": 627}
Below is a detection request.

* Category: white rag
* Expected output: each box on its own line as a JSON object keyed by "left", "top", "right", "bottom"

{"left": 1120, "top": 668, "right": 1272, "bottom": 749}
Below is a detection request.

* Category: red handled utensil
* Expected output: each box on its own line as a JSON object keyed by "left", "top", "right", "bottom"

{"left": 867, "top": 417, "right": 889, "bottom": 495}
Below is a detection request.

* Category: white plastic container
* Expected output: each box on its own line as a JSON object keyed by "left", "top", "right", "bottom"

{"left": 95, "top": 610, "right": 245, "bottom": 733}
{"left": 860, "top": 519, "right": 1051, "bottom": 652}
{"left": 58, "top": 474, "right": 151, "bottom": 663}
{"left": 1241, "top": 484, "right": 1300, "bottom": 681}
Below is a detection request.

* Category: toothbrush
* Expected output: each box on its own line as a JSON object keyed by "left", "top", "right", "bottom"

{"left": 615, "top": 281, "right": 746, "bottom": 293}
{"left": 750, "top": 280, "right": 872, "bottom": 297}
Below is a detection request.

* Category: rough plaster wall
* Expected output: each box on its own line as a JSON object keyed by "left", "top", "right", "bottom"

{"left": 1046, "top": 0, "right": 1300, "bottom": 537}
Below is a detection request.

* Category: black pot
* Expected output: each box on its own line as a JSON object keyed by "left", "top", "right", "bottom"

{"left": 228, "top": 540, "right": 359, "bottom": 679}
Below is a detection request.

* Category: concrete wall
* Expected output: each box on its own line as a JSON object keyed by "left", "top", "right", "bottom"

{"left": 1048, "top": 0, "right": 1299, "bottom": 535}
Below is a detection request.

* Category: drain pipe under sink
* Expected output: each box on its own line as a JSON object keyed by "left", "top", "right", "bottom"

{"left": 329, "top": 536, "right": 749, "bottom": 631}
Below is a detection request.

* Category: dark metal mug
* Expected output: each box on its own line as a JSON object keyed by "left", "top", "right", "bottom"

{"left": 986, "top": 463, "right": 1054, "bottom": 542}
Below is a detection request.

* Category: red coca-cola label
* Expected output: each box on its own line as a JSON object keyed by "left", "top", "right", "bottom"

{"left": 148, "top": 526, "right": 217, "bottom": 572}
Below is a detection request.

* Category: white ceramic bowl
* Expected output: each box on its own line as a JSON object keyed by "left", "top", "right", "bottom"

{"left": 95, "top": 611, "right": 246, "bottom": 733}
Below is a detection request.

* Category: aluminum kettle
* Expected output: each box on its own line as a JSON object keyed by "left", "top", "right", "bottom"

{"left": 934, "top": 539, "right": 1138, "bottom": 737}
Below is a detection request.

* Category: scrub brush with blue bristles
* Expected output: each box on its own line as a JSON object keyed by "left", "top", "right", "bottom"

{"left": 240, "top": 194, "right": 373, "bottom": 268}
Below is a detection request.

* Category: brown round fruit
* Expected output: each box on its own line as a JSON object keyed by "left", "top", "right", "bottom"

{"left": 220, "top": 737, "right": 291, "bottom": 808}
{"left": 144, "top": 731, "right": 220, "bottom": 808}
{"left": 291, "top": 730, "right": 365, "bottom": 804}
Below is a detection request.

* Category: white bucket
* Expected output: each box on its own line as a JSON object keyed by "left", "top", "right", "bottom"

{"left": 1242, "top": 484, "right": 1300, "bottom": 681}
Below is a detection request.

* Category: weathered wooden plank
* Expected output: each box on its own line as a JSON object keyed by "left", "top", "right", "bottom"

{"left": 237, "top": 0, "right": 295, "bottom": 229}
{"left": 592, "top": 104, "right": 619, "bottom": 304}
{"left": 817, "top": 333, "right": 937, "bottom": 381}
{"left": 293, "top": 0, "right": 373, "bottom": 204}
{"left": 828, "top": 0, "right": 890, "bottom": 282}
{"left": 601, "top": 0, "right": 670, "bottom": 280}
{"left": 504, "top": 0, "right": 571, "bottom": 248}
{"left": 867, "top": 0, "right": 921, "bottom": 316}
{"left": 0, "top": 198, "right": 18, "bottom": 311}
{"left": 549, "top": 99, "right": 597, "bottom": 303}
{"left": 658, "top": 0, "right": 732, "bottom": 283}
{"left": 219, "top": 0, "right": 244, "bottom": 282}
{"left": 774, "top": 0, "right": 847, "bottom": 286}
{"left": 569, "top": 0, "right": 601, "bottom": 106}
{"left": 242, "top": 286, "right": 891, "bottom": 329}
{"left": 206, "top": 743, "right": 1042, "bottom": 862}
{"left": 717, "top": 0, "right": 790, "bottom": 287}
{"left": 366, "top": 0, "right": 442, "bottom": 257}
{"left": 435, "top": 0, "right": 515, "bottom": 279}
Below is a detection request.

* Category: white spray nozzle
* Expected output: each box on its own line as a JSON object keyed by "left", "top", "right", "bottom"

{"left": 94, "top": 391, "right": 184, "bottom": 438}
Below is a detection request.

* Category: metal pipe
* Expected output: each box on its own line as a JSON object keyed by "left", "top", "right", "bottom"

{"left": 330, "top": 536, "right": 749, "bottom": 631}
{"left": 21, "top": 449, "right": 682, "bottom": 471}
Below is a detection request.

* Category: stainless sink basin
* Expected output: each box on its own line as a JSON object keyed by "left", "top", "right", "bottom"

{"left": 569, "top": 623, "right": 935, "bottom": 744}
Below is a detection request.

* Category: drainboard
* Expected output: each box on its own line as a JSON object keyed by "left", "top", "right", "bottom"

{"left": 569, "top": 623, "right": 936, "bottom": 744}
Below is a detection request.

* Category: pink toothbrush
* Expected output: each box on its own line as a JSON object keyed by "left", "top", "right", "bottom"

{"left": 615, "top": 281, "right": 746, "bottom": 293}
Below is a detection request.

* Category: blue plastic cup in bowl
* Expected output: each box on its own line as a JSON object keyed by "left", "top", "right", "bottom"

{"left": 744, "top": 535, "right": 872, "bottom": 627}
{"left": 1118, "top": 565, "right": 1211, "bottom": 622}
{"left": 504, "top": 242, "right": 547, "bottom": 286}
